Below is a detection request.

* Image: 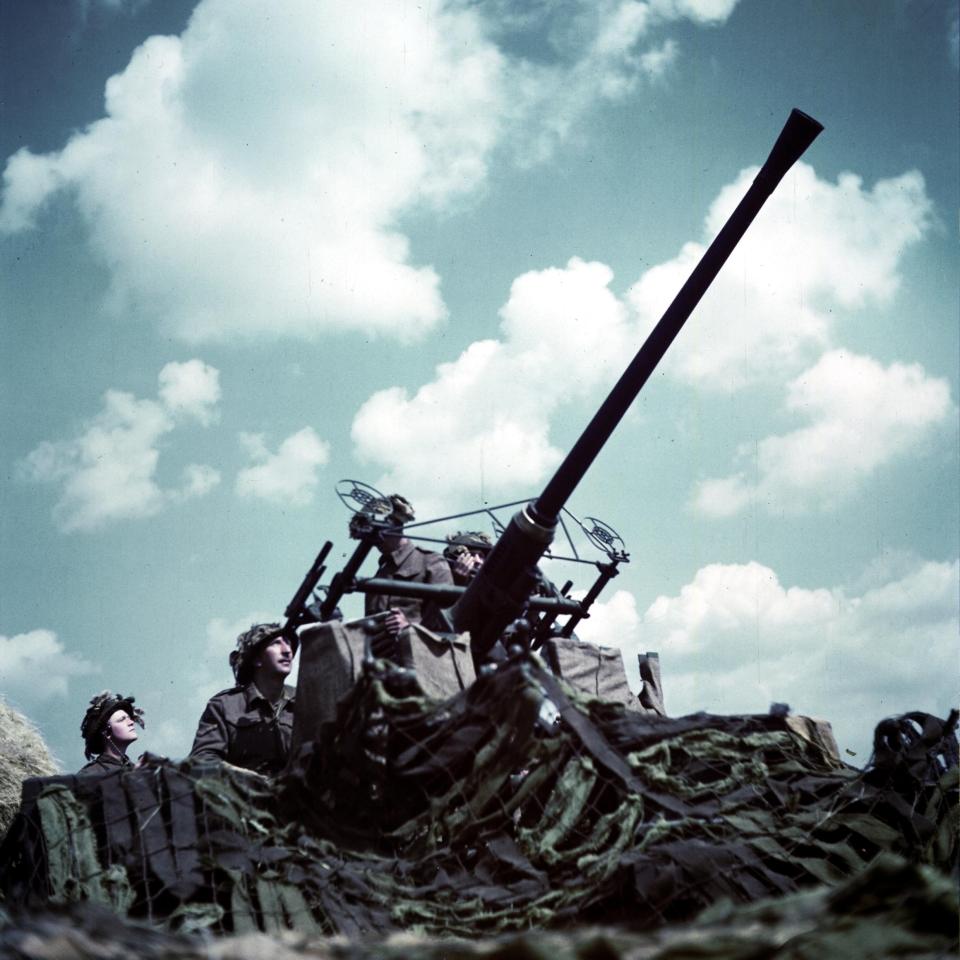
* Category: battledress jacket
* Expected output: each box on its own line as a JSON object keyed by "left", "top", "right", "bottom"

{"left": 365, "top": 540, "right": 454, "bottom": 633}
{"left": 189, "top": 683, "right": 295, "bottom": 776}
{"left": 78, "top": 753, "right": 133, "bottom": 775}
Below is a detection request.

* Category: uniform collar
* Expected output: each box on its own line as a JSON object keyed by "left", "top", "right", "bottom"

{"left": 95, "top": 752, "right": 131, "bottom": 768}
{"left": 387, "top": 539, "right": 417, "bottom": 566}
{"left": 245, "top": 682, "right": 295, "bottom": 709}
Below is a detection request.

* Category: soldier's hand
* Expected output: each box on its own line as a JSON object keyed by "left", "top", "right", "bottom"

{"left": 384, "top": 608, "right": 409, "bottom": 636}
{"left": 369, "top": 608, "right": 409, "bottom": 660}
{"left": 453, "top": 553, "right": 482, "bottom": 581}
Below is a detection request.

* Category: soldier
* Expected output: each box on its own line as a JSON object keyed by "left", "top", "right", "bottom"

{"left": 444, "top": 530, "right": 493, "bottom": 586}
{"left": 79, "top": 691, "right": 144, "bottom": 774}
{"left": 189, "top": 623, "right": 296, "bottom": 776}
{"left": 357, "top": 494, "right": 454, "bottom": 637}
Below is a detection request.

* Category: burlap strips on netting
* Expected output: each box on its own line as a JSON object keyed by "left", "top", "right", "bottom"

{"left": 1, "top": 654, "right": 957, "bottom": 937}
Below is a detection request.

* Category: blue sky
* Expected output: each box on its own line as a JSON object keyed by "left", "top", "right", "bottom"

{"left": 1, "top": 0, "right": 957, "bottom": 768}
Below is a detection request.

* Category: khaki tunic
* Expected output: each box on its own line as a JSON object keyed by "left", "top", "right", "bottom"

{"left": 189, "top": 683, "right": 295, "bottom": 775}
{"left": 79, "top": 752, "right": 133, "bottom": 775}
{"left": 365, "top": 540, "right": 454, "bottom": 632}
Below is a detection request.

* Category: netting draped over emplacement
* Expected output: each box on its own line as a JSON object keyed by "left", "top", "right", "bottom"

{"left": 1, "top": 654, "right": 957, "bottom": 938}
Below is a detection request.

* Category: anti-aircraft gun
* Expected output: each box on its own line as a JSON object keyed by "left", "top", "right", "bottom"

{"left": 289, "top": 109, "right": 823, "bottom": 666}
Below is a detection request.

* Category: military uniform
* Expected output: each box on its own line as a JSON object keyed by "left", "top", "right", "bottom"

{"left": 366, "top": 540, "right": 454, "bottom": 632}
{"left": 79, "top": 752, "right": 133, "bottom": 775}
{"left": 190, "top": 683, "right": 296, "bottom": 776}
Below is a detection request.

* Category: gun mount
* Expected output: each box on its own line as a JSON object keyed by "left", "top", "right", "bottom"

{"left": 301, "top": 482, "right": 629, "bottom": 636}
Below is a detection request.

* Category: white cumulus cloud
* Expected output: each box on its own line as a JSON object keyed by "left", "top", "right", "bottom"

{"left": 651, "top": 0, "right": 740, "bottom": 22}
{"left": 588, "top": 559, "right": 959, "bottom": 762}
{"left": 627, "top": 164, "right": 933, "bottom": 391}
{"left": 157, "top": 359, "right": 221, "bottom": 425}
{"left": 694, "top": 350, "right": 954, "bottom": 516}
{"left": 352, "top": 159, "right": 934, "bottom": 508}
{"left": 19, "top": 361, "right": 222, "bottom": 531}
{"left": 0, "top": 629, "right": 98, "bottom": 709}
{"left": 1, "top": 0, "right": 743, "bottom": 342}
{"left": 235, "top": 427, "right": 330, "bottom": 506}
{"left": 510, "top": 0, "right": 740, "bottom": 160}
{"left": 575, "top": 589, "right": 643, "bottom": 650}
{"left": 352, "top": 257, "right": 632, "bottom": 506}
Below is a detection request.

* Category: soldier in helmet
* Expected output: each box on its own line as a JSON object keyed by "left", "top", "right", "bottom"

{"left": 79, "top": 691, "right": 144, "bottom": 774}
{"left": 189, "top": 622, "right": 296, "bottom": 776}
{"left": 444, "top": 531, "right": 493, "bottom": 586}
{"left": 353, "top": 494, "right": 453, "bottom": 637}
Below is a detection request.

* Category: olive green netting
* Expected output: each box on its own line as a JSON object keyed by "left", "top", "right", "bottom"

{"left": 2, "top": 855, "right": 957, "bottom": 959}
{"left": 0, "top": 654, "right": 956, "bottom": 939}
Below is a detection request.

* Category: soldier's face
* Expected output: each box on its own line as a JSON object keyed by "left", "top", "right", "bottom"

{"left": 378, "top": 529, "right": 404, "bottom": 553}
{"left": 106, "top": 709, "right": 138, "bottom": 746}
{"left": 256, "top": 635, "right": 294, "bottom": 678}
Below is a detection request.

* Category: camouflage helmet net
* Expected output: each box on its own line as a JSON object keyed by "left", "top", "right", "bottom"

{"left": 444, "top": 530, "right": 494, "bottom": 561}
{"left": 80, "top": 691, "right": 144, "bottom": 760}
{"left": 348, "top": 494, "right": 416, "bottom": 539}
{"left": 228, "top": 623, "right": 291, "bottom": 686}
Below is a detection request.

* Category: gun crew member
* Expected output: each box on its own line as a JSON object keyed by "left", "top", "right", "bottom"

{"left": 190, "top": 623, "right": 296, "bottom": 775}
{"left": 354, "top": 494, "right": 454, "bottom": 637}
{"left": 79, "top": 691, "right": 144, "bottom": 774}
{"left": 444, "top": 530, "right": 493, "bottom": 586}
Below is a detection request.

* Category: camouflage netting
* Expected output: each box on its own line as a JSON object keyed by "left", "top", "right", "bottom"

{"left": 0, "top": 654, "right": 956, "bottom": 941}
{"left": 1, "top": 855, "right": 957, "bottom": 959}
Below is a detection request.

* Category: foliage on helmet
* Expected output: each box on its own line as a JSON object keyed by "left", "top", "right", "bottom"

{"left": 443, "top": 530, "right": 493, "bottom": 561}
{"left": 228, "top": 622, "right": 292, "bottom": 685}
{"left": 385, "top": 494, "right": 415, "bottom": 526}
{"left": 80, "top": 691, "right": 144, "bottom": 760}
{"left": 348, "top": 493, "right": 416, "bottom": 539}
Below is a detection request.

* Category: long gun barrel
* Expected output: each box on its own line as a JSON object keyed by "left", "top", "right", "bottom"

{"left": 453, "top": 108, "right": 824, "bottom": 658}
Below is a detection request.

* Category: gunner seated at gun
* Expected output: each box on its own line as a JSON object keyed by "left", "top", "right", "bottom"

{"left": 352, "top": 494, "right": 453, "bottom": 649}
{"left": 444, "top": 530, "right": 493, "bottom": 585}
{"left": 446, "top": 528, "right": 559, "bottom": 601}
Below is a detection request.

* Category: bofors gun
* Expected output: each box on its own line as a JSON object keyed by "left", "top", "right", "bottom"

{"left": 284, "top": 109, "right": 823, "bottom": 667}
{"left": 451, "top": 108, "right": 824, "bottom": 661}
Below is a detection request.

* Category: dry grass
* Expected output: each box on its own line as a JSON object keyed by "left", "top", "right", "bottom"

{"left": 0, "top": 697, "right": 58, "bottom": 836}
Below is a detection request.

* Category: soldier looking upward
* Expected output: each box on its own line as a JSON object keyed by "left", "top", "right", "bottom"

{"left": 444, "top": 530, "right": 493, "bottom": 586}
{"left": 357, "top": 494, "right": 453, "bottom": 637}
{"left": 79, "top": 691, "right": 144, "bottom": 774}
{"left": 189, "top": 623, "right": 296, "bottom": 776}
